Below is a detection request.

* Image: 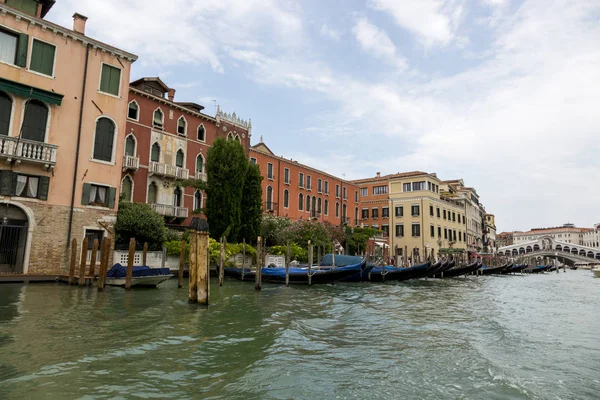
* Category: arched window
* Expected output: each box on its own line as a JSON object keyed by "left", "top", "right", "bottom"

{"left": 283, "top": 189, "right": 289, "bottom": 208}
{"left": 266, "top": 186, "right": 273, "bottom": 210}
{"left": 194, "top": 190, "right": 203, "bottom": 211}
{"left": 127, "top": 101, "right": 139, "bottom": 120}
{"left": 298, "top": 193, "right": 304, "bottom": 211}
{"left": 197, "top": 125, "right": 206, "bottom": 141}
{"left": 342, "top": 204, "right": 347, "bottom": 219}
{"left": 0, "top": 91, "right": 12, "bottom": 135}
{"left": 177, "top": 116, "right": 187, "bottom": 135}
{"left": 196, "top": 154, "right": 204, "bottom": 172}
{"left": 355, "top": 207, "right": 358, "bottom": 224}
{"left": 318, "top": 198, "right": 322, "bottom": 213}
{"left": 151, "top": 142, "right": 160, "bottom": 162}
{"left": 324, "top": 199, "right": 329, "bottom": 216}
{"left": 312, "top": 196, "right": 316, "bottom": 212}
{"left": 336, "top": 202, "right": 340, "bottom": 218}
{"left": 93, "top": 117, "right": 115, "bottom": 162}
{"left": 173, "top": 187, "right": 182, "bottom": 207}
{"left": 227, "top": 132, "right": 233, "bottom": 141}
{"left": 235, "top": 134, "right": 241, "bottom": 143}
{"left": 153, "top": 108, "right": 164, "bottom": 129}
{"left": 306, "top": 195, "right": 311, "bottom": 212}
{"left": 121, "top": 175, "right": 133, "bottom": 201}
{"left": 175, "top": 149, "right": 184, "bottom": 168}
{"left": 22, "top": 100, "right": 48, "bottom": 142}
{"left": 147, "top": 182, "right": 157, "bottom": 204}
{"left": 125, "top": 135, "right": 136, "bottom": 157}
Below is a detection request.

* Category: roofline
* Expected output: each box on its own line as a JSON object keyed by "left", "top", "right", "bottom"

{"left": 130, "top": 87, "right": 216, "bottom": 122}
{"left": 351, "top": 171, "right": 433, "bottom": 185}
{"left": 130, "top": 77, "right": 170, "bottom": 92}
{"left": 0, "top": 4, "right": 138, "bottom": 61}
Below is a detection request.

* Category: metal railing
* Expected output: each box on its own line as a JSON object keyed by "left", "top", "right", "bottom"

{"left": 122, "top": 155, "right": 139, "bottom": 170}
{"left": 151, "top": 203, "right": 189, "bottom": 218}
{"left": 149, "top": 161, "right": 189, "bottom": 180}
{"left": 0, "top": 136, "right": 57, "bottom": 167}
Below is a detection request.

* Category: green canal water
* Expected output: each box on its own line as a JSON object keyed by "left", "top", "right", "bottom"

{"left": 1, "top": 271, "right": 599, "bottom": 399}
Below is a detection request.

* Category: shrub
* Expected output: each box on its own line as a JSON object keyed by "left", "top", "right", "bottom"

{"left": 115, "top": 202, "right": 166, "bottom": 250}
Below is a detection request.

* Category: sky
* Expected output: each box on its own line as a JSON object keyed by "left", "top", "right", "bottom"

{"left": 48, "top": 0, "right": 600, "bottom": 233}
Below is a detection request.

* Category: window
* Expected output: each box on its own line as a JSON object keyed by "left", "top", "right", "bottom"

{"left": 306, "top": 195, "right": 311, "bottom": 212}
{"left": 299, "top": 173, "right": 304, "bottom": 188}
{"left": 127, "top": 101, "right": 139, "bottom": 120}
{"left": 355, "top": 190, "right": 358, "bottom": 202}
{"left": 403, "top": 183, "right": 412, "bottom": 192}
{"left": 21, "top": 100, "right": 48, "bottom": 142}
{"left": 437, "top": 207, "right": 440, "bottom": 218}
{"left": 250, "top": 157, "right": 257, "bottom": 165}
{"left": 29, "top": 39, "right": 55, "bottom": 76}
{"left": 360, "top": 188, "right": 367, "bottom": 196}
{"left": 428, "top": 182, "right": 432, "bottom": 191}
{"left": 82, "top": 184, "right": 115, "bottom": 208}
{"left": 283, "top": 189, "right": 289, "bottom": 208}
{"left": 372, "top": 208, "right": 379, "bottom": 218}
{"left": 453, "top": 230, "right": 457, "bottom": 241}
{"left": 14, "top": 174, "right": 39, "bottom": 198}
{"left": 373, "top": 185, "right": 388, "bottom": 195}
{"left": 266, "top": 186, "right": 273, "bottom": 210}
{"left": 430, "top": 205, "right": 434, "bottom": 216}
{"left": 395, "top": 224, "right": 404, "bottom": 237}
{"left": 382, "top": 225, "right": 389, "bottom": 237}
{"left": 0, "top": 91, "right": 12, "bottom": 135}
{"left": 0, "top": 29, "right": 18, "bottom": 65}
{"left": 318, "top": 198, "right": 323, "bottom": 213}
{"left": 153, "top": 108, "right": 164, "bottom": 129}
{"left": 324, "top": 181, "right": 329, "bottom": 194}
{"left": 196, "top": 154, "right": 204, "bottom": 173}
{"left": 430, "top": 225, "right": 435, "bottom": 238}
{"left": 121, "top": 176, "right": 133, "bottom": 201}
{"left": 307, "top": 175, "right": 312, "bottom": 190}
{"left": 284, "top": 168, "right": 290, "bottom": 184}
{"left": 412, "top": 223, "right": 421, "bottom": 237}
{"left": 194, "top": 190, "right": 203, "bottom": 211}
{"left": 298, "top": 193, "right": 304, "bottom": 210}
{"left": 99, "top": 64, "right": 121, "bottom": 96}
{"left": 438, "top": 227, "right": 442, "bottom": 237}
{"left": 459, "top": 231, "right": 462, "bottom": 241}
{"left": 452, "top": 212, "right": 456, "bottom": 222}
{"left": 411, "top": 205, "right": 420, "bottom": 216}
{"left": 318, "top": 179, "right": 322, "bottom": 193}
{"left": 175, "top": 149, "right": 184, "bottom": 168}
{"left": 92, "top": 117, "right": 115, "bottom": 162}
{"left": 362, "top": 208, "right": 369, "bottom": 219}
{"left": 324, "top": 199, "right": 329, "bottom": 215}
{"left": 382, "top": 207, "right": 389, "bottom": 218}
{"left": 457, "top": 214, "right": 461, "bottom": 224}
{"left": 267, "top": 163, "right": 274, "bottom": 180}
{"left": 395, "top": 206, "right": 403, "bottom": 217}
{"left": 443, "top": 210, "right": 447, "bottom": 220}
{"left": 412, "top": 181, "right": 425, "bottom": 191}
{"left": 173, "top": 187, "right": 182, "bottom": 207}
{"left": 197, "top": 125, "right": 206, "bottom": 141}
{"left": 444, "top": 228, "right": 448, "bottom": 239}
{"left": 151, "top": 143, "right": 160, "bottom": 162}
{"left": 341, "top": 187, "right": 346, "bottom": 199}
{"left": 147, "top": 182, "right": 157, "bottom": 204}
{"left": 336, "top": 202, "right": 340, "bottom": 218}
{"left": 177, "top": 117, "right": 187, "bottom": 135}
{"left": 336, "top": 184, "right": 340, "bottom": 198}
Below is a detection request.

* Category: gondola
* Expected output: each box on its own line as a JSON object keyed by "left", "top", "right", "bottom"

{"left": 438, "top": 261, "right": 481, "bottom": 278}
{"left": 481, "top": 263, "right": 509, "bottom": 275}
{"left": 367, "top": 261, "right": 433, "bottom": 282}
{"left": 426, "top": 260, "right": 449, "bottom": 277}
{"left": 260, "top": 260, "right": 366, "bottom": 284}
{"left": 502, "top": 263, "right": 527, "bottom": 274}
{"left": 430, "top": 260, "right": 455, "bottom": 278}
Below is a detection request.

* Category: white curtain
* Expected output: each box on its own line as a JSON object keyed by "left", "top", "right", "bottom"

{"left": 97, "top": 186, "right": 107, "bottom": 204}
{"left": 16, "top": 175, "right": 26, "bottom": 197}
{"left": 89, "top": 185, "right": 98, "bottom": 204}
{"left": 0, "top": 32, "right": 17, "bottom": 64}
{"left": 27, "top": 177, "right": 39, "bottom": 198}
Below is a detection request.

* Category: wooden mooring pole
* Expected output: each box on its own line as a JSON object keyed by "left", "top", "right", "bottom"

{"left": 241, "top": 238, "right": 247, "bottom": 281}
{"left": 285, "top": 240, "right": 290, "bottom": 287}
{"left": 68, "top": 238, "right": 77, "bottom": 285}
{"left": 218, "top": 236, "right": 225, "bottom": 286}
{"left": 178, "top": 239, "right": 185, "bottom": 288}
{"left": 97, "top": 238, "right": 110, "bottom": 292}
{"left": 196, "top": 231, "right": 210, "bottom": 304}
{"left": 308, "top": 240, "right": 313, "bottom": 286}
{"left": 125, "top": 238, "right": 135, "bottom": 290}
{"left": 255, "top": 237, "right": 262, "bottom": 291}
{"left": 143, "top": 242, "right": 148, "bottom": 266}
{"left": 78, "top": 237, "right": 89, "bottom": 286}
{"left": 89, "top": 239, "right": 98, "bottom": 278}
{"left": 189, "top": 231, "right": 198, "bottom": 302}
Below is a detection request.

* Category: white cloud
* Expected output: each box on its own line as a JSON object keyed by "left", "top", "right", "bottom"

{"left": 353, "top": 18, "right": 408, "bottom": 70}
{"left": 319, "top": 24, "right": 341, "bottom": 40}
{"left": 367, "top": 0, "right": 465, "bottom": 47}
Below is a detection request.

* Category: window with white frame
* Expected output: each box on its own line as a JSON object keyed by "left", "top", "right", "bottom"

{"left": 99, "top": 64, "right": 121, "bottom": 96}
{"left": 127, "top": 101, "right": 139, "bottom": 120}
{"left": 153, "top": 108, "right": 164, "bottom": 129}
{"left": 177, "top": 116, "right": 187, "bottom": 135}
{"left": 197, "top": 125, "right": 206, "bottom": 141}
{"left": 30, "top": 39, "right": 56, "bottom": 77}
{"left": 92, "top": 117, "right": 115, "bottom": 162}
{"left": 373, "top": 185, "right": 387, "bottom": 195}
{"left": 267, "top": 163, "right": 274, "bottom": 179}
{"left": 284, "top": 168, "right": 290, "bottom": 184}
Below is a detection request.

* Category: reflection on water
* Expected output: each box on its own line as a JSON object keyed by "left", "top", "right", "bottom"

{"left": 0, "top": 271, "right": 599, "bottom": 399}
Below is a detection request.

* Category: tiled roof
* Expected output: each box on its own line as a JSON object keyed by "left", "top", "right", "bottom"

{"left": 351, "top": 171, "right": 429, "bottom": 184}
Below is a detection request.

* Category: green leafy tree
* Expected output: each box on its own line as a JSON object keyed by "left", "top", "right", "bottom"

{"left": 345, "top": 226, "right": 378, "bottom": 255}
{"left": 238, "top": 163, "right": 263, "bottom": 244}
{"left": 260, "top": 215, "right": 293, "bottom": 246}
{"left": 205, "top": 138, "right": 248, "bottom": 241}
{"left": 115, "top": 202, "right": 166, "bottom": 250}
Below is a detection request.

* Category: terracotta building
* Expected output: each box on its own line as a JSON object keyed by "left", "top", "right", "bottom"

{"left": 122, "top": 77, "right": 250, "bottom": 228}
{"left": 0, "top": 1, "right": 136, "bottom": 274}
{"left": 249, "top": 141, "right": 360, "bottom": 226}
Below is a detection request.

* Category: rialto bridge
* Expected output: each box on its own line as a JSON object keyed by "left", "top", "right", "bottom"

{"left": 498, "top": 236, "right": 600, "bottom": 264}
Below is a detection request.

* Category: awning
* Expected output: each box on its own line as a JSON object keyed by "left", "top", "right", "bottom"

{"left": 0, "top": 77, "right": 63, "bottom": 106}
{"left": 374, "top": 241, "right": 389, "bottom": 249}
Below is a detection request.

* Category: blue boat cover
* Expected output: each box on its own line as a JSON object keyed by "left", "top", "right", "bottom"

{"left": 261, "top": 261, "right": 363, "bottom": 277}
{"left": 320, "top": 254, "right": 364, "bottom": 266}
{"left": 106, "top": 264, "right": 171, "bottom": 278}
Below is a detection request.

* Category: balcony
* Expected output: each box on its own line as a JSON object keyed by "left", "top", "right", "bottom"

{"left": 310, "top": 210, "right": 321, "bottom": 220}
{"left": 122, "top": 155, "right": 139, "bottom": 172}
{"left": 0, "top": 136, "right": 57, "bottom": 169}
{"left": 263, "top": 201, "right": 278, "bottom": 215}
{"left": 342, "top": 217, "right": 351, "bottom": 225}
{"left": 195, "top": 171, "right": 207, "bottom": 181}
{"left": 151, "top": 203, "right": 189, "bottom": 218}
{"left": 149, "top": 161, "right": 189, "bottom": 180}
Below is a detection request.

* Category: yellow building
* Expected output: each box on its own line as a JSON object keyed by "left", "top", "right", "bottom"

{"left": 388, "top": 172, "right": 467, "bottom": 262}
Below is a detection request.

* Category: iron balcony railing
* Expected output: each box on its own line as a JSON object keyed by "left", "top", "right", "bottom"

{"left": 151, "top": 203, "right": 189, "bottom": 218}
{"left": 122, "top": 155, "right": 139, "bottom": 171}
{"left": 149, "top": 161, "right": 189, "bottom": 180}
{"left": 0, "top": 136, "right": 57, "bottom": 168}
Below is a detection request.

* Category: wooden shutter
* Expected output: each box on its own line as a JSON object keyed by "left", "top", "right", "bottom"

{"left": 38, "top": 176, "right": 50, "bottom": 200}
{"left": 107, "top": 187, "right": 116, "bottom": 209}
{"left": 16, "top": 33, "right": 28, "bottom": 68}
{"left": 81, "top": 183, "right": 91, "bottom": 205}
{"left": 0, "top": 170, "right": 13, "bottom": 196}
{"left": 109, "top": 67, "right": 121, "bottom": 96}
{"left": 21, "top": 101, "right": 48, "bottom": 142}
{"left": 100, "top": 65, "right": 111, "bottom": 93}
{"left": 30, "top": 40, "right": 55, "bottom": 76}
{"left": 93, "top": 118, "right": 114, "bottom": 161}
{"left": 0, "top": 92, "right": 12, "bottom": 136}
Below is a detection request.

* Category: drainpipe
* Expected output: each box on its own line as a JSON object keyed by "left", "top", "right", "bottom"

{"left": 66, "top": 44, "right": 90, "bottom": 247}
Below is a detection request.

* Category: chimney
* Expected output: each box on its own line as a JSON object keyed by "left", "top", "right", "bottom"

{"left": 376, "top": 172, "right": 381, "bottom": 178}
{"left": 72, "top": 13, "right": 88, "bottom": 35}
{"left": 168, "top": 88, "right": 176, "bottom": 101}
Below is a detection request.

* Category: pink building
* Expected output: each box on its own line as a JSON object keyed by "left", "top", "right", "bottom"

{"left": 0, "top": 0, "right": 137, "bottom": 274}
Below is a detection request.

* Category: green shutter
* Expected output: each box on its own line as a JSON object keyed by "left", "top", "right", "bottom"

{"left": 38, "top": 176, "right": 50, "bottom": 200}
{"left": 107, "top": 187, "right": 116, "bottom": 209}
{"left": 81, "top": 183, "right": 91, "bottom": 205}
{"left": 110, "top": 67, "right": 121, "bottom": 96}
{"left": 100, "top": 64, "right": 121, "bottom": 96}
{"left": 100, "top": 65, "right": 111, "bottom": 93}
{"left": 30, "top": 40, "right": 55, "bottom": 76}
{"left": 16, "top": 33, "right": 28, "bottom": 68}
{"left": 0, "top": 170, "right": 13, "bottom": 196}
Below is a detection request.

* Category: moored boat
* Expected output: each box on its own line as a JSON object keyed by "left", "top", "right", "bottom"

{"left": 439, "top": 261, "right": 481, "bottom": 278}
{"left": 105, "top": 264, "right": 173, "bottom": 287}
{"left": 260, "top": 260, "right": 366, "bottom": 284}
{"left": 481, "top": 263, "right": 509, "bottom": 275}
{"left": 367, "top": 261, "right": 433, "bottom": 282}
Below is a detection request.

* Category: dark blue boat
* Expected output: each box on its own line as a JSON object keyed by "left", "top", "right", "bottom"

{"left": 367, "top": 261, "right": 433, "bottom": 282}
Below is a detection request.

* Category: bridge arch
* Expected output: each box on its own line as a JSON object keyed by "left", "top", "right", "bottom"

{"left": 526, "top": 245, "right": 532, "bottom": 253}
{"left": 533, "top": 244, "right": 540, "bottom": 251}
{"left": 555, "top": 245, "right": 562, "bottom": 251}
